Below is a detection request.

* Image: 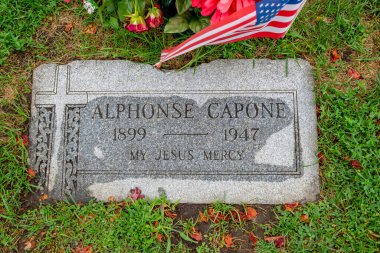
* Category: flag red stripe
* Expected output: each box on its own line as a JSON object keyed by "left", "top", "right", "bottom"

{"left": 208, "top": 1, "right": 305, "bottom": 45}
{"left": 159, "top": 5, "right": 256, "bottom": 62}
{"left": 156, "top": 1, "right": 306, "bottom": 67}
{"left": 161, "top": 15, "right": 256, "bottom": 62}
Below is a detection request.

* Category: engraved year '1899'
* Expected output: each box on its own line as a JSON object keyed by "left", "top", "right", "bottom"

{"left": 113, "top": 127, "right": 146, "bottom": 141}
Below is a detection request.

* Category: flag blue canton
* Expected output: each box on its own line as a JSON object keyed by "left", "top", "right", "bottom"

{"left": 256, "top": 0, "right": 303, "bottom": 25}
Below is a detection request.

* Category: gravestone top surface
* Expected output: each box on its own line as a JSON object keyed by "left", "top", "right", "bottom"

{"left": 29, "top": 59, "right": 319, "bottom": 204}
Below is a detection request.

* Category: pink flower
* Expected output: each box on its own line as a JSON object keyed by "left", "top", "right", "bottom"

{"left": 145, "top": 5, "right": 164, "bottom": 28}
{"left": 193, "top": 0, "right": 255, "bottom": 24}
{"left": 64, "top": 0, "right": 71, "bottom": 2}
{"left": 125, "top": 14, "right": 149, "bottom": 33}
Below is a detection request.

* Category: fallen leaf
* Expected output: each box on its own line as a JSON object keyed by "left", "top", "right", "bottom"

{"left": 24, "top": 237, "right": 36, "bottom": 250}
{"left": 38, "top": 230, "right": 47, "bottom": 237}
{"left": 350, "top": 160, "right": 362, "bottom": 170}
{"left": 249, "top": 232, "right": 259, "bottom": 245}
{"left": 84, "top": 24, "right": 97, "bottom": 34}
{"left": 300, "top": 214, "right": 310, "bottom": 223}
{"left": 129, "top": 187, "right": 145, "bottom": 200}
{"left": 74, "top": 242, "right": 93, "bottom": 253}
{"left": 344, "top": 156, "right": 350, "bottom": 161}
{"left": 26, "top": 168, "right": 37, "bottom": 179}
{"left": 330, "top": 49, "right": 341, "bottom": 63}
{"left": 190, "top": 227, "right": 202, "bottom": 241}
{"left": 22, "top": 134, "right": 29, "bottom": 146}
{"left": 348, "top": 69, "right": 362, "bottom": 79}
{"left": 65, "top": 23, "right": 74, "bottom": 32}
{"left": 318, "top": 151, "right": 324, "bottom": 164}
{"left": 108, "top": 196, "right": 117, "bottom": 202}
{"left": 246, "top": 207, "right": 258, "bottom": 220}
{"left": 264, "top": 235, "right": 286, "bottom": 248}
{"left": 164, "top": 210, "right": 177, "bottom": 219}
{"left": 208, "top": 208, "right": 228, "bottom": 223}
{"left": 224, "top": 234, "right": 234, "bottom": 248}
{"left": 284, "top": 202, "right": 299, "bottom": 212}
{"left": 156, "top": 233, "right": 163, "bottom": 242}
{"left": 39, "top": 194, "right": 48, "bottom": 201}
{"left": 198, "top": 211, "right": 208, "bottom": 222}
{"left": 231, "top": 209, "right": 246, "bottom": 221}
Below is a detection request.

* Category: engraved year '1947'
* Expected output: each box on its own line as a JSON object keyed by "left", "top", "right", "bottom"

{"left": 224, "top": 128, "right": 259, "bottom": 141}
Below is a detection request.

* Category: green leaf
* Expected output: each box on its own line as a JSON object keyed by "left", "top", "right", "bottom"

{"left": 136, "top": 0, "right": 146, "bottom": 16}
{"left": 117, "top": 0, "right": 133, "bottom": 21}
{"left": 102, "top": 0, "right": 116, "bottom": 12}
{"left": 164, "top": 15, "right": 189, "bottom": 33}
{"left": 175, "top": 0, "right": 192, "bottom": 15}
{"left": 162, "top": 0, "right": 174, "bottom": 8}
{"left": 109, "top": 17, "right": 119, "bottom": 29}
{"left": 166, "top": 236, "right": 171, "bottom": 253}
{"left": 189, "top": 16, "right": 210, "bottom": 33}
{"left": 178, "top": 231, "right": 197, "bottom": 243}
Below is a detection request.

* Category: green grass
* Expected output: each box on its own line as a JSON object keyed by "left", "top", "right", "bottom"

{"left": 1, "top": 0, "right": 379, "bottom": 251}
{"left": 18, "top": 198, "right": 182, "bottom": 252}
{"left": 0, "top": 0, "right": 61, "bottom": 64}
{"left": 270, "top": 84, "right": 380, "bottom": 252}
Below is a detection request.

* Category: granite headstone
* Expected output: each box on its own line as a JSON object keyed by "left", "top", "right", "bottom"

{"left": 29, "top": 59, "right": 319, "bottom": 203}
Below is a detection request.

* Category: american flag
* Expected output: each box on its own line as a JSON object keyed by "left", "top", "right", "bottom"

{"left": 155, "top": 0, "right": 306, "bottom": 68}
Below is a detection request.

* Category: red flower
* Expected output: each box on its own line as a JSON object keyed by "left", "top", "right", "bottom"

{"left": 125, "top": 14, "right": 149, "bottom": 33}
{"left": 146, "top": 5, "right": 164, "bottom": 28}
{"left": 192, "top": 0, "right": 255, "bottom": 24}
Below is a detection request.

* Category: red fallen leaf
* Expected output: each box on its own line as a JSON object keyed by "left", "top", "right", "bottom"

{"left": 249, "top": 232, "right": 259, "bottom": 245}
{"left": 156, "top": 233, "right": 163, "bottom": 242}
{"left": 74, "top": 242, "right": 93, "bottom": 253}
{"left": 231, "top": 209, "right": 246, "bottom": 221}
{"left": 224, "top": 234, "right": 234, "bottom": 248}
{"left": 318, "top": 151, "right": 324, "bottom": 164}
{"left": 284, "top": 202, "right": 299, "bottom": 212}
{"left": 65, "top": 23, "right": 74, "bottom": 32}
{"left": 18, "top": 134, "right": 29, "bottom": 146}
{"left": 208, "top": 208, "right": 229, "bottom": 223}
{"left": 190, "top": 227, "right": 202, "bottom": 241}
{"left": 348, "top": 69, "right": 362, "bottom": 79}
{"left": 130, "top": 187, "right": 144, "bottom": 200}
{"left": 331, "top": 49, "right": 341, "bottom": 63}
{"left": 39, "top": 194, "right": 48, "bottom": 201}
{"left": 350, "top": 160, "right": 362, "bottom": 170}
{"left": 24, "top": 237, "right": 36, "bottom": 250}
{"left": 164, "top": 210, "right": 177, "bottom": 219}
{"left": 26, "top": 168, "right": 37, "bottom": 180}
{"left": 300, "top": 214, "right": 310, "bottom": 223}
{"left": 84, "top": 24, "right": 97, "bottom": 34}
{"left": 246, "top": 207, "right": 258, "bottom": 220}
{"left": 265, "top": 236, "right": 286, "bottom": 248}
{"left": 198, "top": 211, "right": 208, "bottom": 222}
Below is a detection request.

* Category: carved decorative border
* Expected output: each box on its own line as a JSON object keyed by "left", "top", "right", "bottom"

{"left": 62, "top": 105, "right": 83, "bottom": 197}
{"left": 35, "top": 106, "right": 55, "bottom": 189}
